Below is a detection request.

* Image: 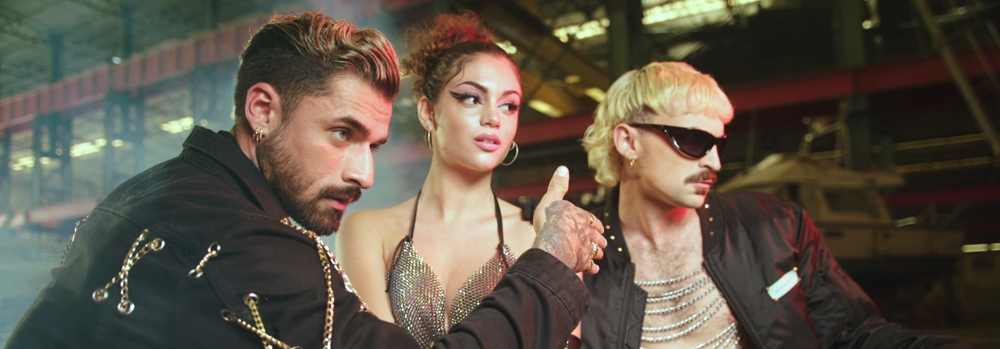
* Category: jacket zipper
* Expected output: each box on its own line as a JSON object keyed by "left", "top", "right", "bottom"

{"left": 705, "top": 258, "right": 766, "bottom": 349}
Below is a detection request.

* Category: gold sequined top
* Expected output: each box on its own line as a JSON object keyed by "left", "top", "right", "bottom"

{"left": 385, "top": 191, "right": 518, "bottom": 348}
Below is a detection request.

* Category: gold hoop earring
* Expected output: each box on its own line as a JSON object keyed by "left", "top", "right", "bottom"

{"left": 425, "top": 131, "right": 433, "bottom": 151}
{"left": 501, "top": 142, "right": 519, "bottom": 166}
{"left": 252, "top": 129, "right": 264, "bottom": 144}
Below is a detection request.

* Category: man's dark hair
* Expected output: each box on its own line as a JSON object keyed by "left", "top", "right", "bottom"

{"left": 234, "top": 12, "right": 401, "bottom": 125}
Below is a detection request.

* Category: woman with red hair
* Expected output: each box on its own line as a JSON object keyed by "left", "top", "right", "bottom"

{"left": 336, "top": 12, "right": 567, "bottom": 348}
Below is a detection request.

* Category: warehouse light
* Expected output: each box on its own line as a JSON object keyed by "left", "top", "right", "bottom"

{"left": 70, "top": 141, "right": 102, "bottom": 158}
{"left": 585, "top": 87, "right": 606, "bottom": 102}
{"left": 553, "top": 0, "right": 766, "bottom": 42}
{"left": 529, "top": 100, "right": 564, "bottom": 118}
{"left": 962, "top": 244, "right": 989, "bottom": 253}
{"left": 10, "top": 156, "right": 34, "bottom": 171}
{"left": 9, "top": 138, "right": 115, "bottom": 171}
{"left": 66, "top": 138, "right": 115, "bottom": 158}
{"left": 496, "top": 41, "right": 517, "bottom": 55}
{"left": 643, "top": 0, "right": 729, "bottom": 25}
{"left": 161, "top": 116, "right": 194, "bottom": 134}
{"left": 667, "top": 42, "right": 705, "bottom": 60}
{"left": 8, "top": 135, "right": 135, "bottom": 171}
{"left": 553, "top": 18, "right": 610, "bottom": 43}
{"left": 991, "top": 243, "right": 1000, "bottom": 251}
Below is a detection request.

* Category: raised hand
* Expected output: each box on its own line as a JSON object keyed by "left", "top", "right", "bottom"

{"left": 532, "top": 166, "right": 607, "bottom": 274}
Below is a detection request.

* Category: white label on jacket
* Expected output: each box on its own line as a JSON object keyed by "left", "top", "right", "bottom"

{"left": 767, "top": 268, "right": 799, "bottom": 301}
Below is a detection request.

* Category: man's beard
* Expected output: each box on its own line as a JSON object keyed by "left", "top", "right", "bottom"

{"left": 256, "top": 133, "right": 361, "bottom": 235}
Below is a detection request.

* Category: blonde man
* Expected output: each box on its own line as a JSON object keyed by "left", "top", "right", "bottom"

{"left": 579, "top": 62, "right": 966, "bottom": 348}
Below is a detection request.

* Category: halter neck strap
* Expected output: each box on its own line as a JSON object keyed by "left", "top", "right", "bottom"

{"left": 387, "top": 190, "right": 509, "bottom": 293}
{"left": 405, "top": 190, "right": 505, "bottom": 246}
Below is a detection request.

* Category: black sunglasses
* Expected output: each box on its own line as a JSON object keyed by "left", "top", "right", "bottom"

{"left": 630, "top": 123, "right": 727, "bottom": 158}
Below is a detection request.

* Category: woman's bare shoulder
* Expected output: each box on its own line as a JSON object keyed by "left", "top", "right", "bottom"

{"left": 339, "top": 197, "right": 418, "bottom": 242}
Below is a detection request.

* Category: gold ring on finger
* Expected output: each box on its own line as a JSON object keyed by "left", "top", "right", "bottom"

{"left": 589, "top": 242, "right": 599, "bottom": 260}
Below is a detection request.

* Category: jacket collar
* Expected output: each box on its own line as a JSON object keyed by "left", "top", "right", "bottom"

{"left": 600, "top": 186, "right": 727, "bottom": 261}
{"left": 181, "top": 126, "right": 288, "bottom": 218}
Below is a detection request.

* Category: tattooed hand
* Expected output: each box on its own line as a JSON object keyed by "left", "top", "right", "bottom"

{"left": 532, "top": 166, "right": 607, "bottom": 274}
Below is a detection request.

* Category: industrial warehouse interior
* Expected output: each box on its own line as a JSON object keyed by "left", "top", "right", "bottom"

{"left": 1, "top": 0, "right": 999, "bottom": 346}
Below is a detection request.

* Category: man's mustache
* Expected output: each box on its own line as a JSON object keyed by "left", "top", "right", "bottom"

{"left": 319, "top": 185, "right": 362, "bottom": 205}
{"left": 685, "top": 170, "right": 717, "bottom": 184}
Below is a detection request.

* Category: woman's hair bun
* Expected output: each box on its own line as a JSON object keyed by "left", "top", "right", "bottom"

{"left": 402, "top": 11, "right": 501, "bottom": 99}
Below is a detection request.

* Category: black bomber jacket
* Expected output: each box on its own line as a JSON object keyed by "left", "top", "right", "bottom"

{"left": 581, "top": 189, "right": 968, "bottom": 349}
{"left": 7, "top": 126, "right": 590, "bottom": 349}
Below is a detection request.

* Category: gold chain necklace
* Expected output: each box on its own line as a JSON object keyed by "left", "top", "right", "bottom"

{"left": 280, "top": 217, "right": 369, "bottom": 349}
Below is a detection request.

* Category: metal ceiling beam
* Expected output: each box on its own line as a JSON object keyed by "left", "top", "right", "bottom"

{"left": 59, "top": 0, "right": 120, "bottom": 15}
{"left": 479, "top": 2, "right": 610, "bottom": 90}
{"left": 0, "top": 77, "right": 42, "bottom": 93}
{"left": 133, "top": 3, "right": 205, "bottom": 48}
{"left": 0, "top": 9, "right": 112, "bottom": 84}
{"left": 913, "top": 0, "right": 1000, "bottom": 157}
{"left": 0, "top": 61, "right": 48, "bottom": 81}
{"left": 605, "top": 0, "right": 646, "bottom": 79}
{"left": 0, "top": 59, "right": 49, "bottom": 98}
{"left": 0, "top": 11, "right": 49, "bottom": 45}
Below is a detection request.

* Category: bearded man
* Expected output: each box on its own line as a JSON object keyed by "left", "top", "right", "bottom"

{"left": 7, "top": 12, "right": 605, "bottom": 349}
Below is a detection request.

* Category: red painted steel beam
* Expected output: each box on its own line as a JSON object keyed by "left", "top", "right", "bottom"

{"left": 495, "top": 176, "right": 600, "bottom": 201}
{"left": 0, "top": 18, "right": 260, "bottom": 132}
{"left": 497, "top": 178, "right": 1000, "bottom": 204}
{"left": 0, "top": 0, "right": 440, "bottom": 135}
{"left": 375, "top": 112, "right": 597, "bottom": 167}
{"left": 489, "top": 49, "right": 1000, "bottom": 150}
{"left": 883, "top": 184, "right": 1000, "bottom": 207}
{"left": 2, "top": 17, "right": 993, "bottom": 139}
{"left": 489, "top": 49, "right": 999, "bottom": 199}
{"left": 726, "top": 49, "right": 1000, "bottom": 112}
{"left": 513, "top": 113, "right": 595, "bottom": 145}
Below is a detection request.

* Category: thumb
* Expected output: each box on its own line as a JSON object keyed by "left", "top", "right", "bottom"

{"left": 534, "top": 166, "right": 570, "bottom": 232}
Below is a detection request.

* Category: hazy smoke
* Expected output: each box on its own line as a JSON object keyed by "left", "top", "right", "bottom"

{"left": 0, "top": 225, "right": 65, "bottom": 343}
{"left": 1, "top": 1, "right": 430, "bottom": 345}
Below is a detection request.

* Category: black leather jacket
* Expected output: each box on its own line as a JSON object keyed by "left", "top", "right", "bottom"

{"left": 7, "top": 127, "right": 589, "bottom": 349}
{"left": 581, "top": 189, "right": 968, "bottom": 349}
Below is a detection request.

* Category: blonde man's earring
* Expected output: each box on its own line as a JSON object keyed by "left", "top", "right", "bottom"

{"left": 501, "top": 142, "right": 519, "bottom": 166}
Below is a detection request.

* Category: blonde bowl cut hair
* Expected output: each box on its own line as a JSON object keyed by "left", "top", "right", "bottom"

{"left": 582, "top": 61, "right": 734, "bottom": 188}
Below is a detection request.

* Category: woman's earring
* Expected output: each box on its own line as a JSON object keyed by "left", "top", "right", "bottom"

{"left": 501, "top": 142, "right": 519, "bottom": 166}
{"left": 629, "top": 155, "right": 636, "bottom": 167}
{"left": 424, "top": 113, "right": 435, "bottom": 151}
